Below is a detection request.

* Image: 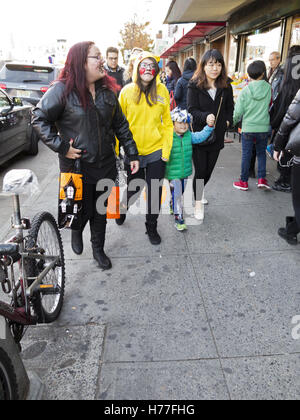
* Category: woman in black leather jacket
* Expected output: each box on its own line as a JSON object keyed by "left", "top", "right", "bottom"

{"left": 274, "top": 89, "right": 300, "bottom": 245}
{"left": 32, "top": 41, "right": 139, "bottom": 270}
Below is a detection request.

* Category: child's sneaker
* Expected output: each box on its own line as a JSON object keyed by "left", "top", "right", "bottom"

{"left": 233, "top": 180, "right": 248, "bottom": 191}
{"left": 175, "top": 217, "right": 187, "bottom": 231}
{"left": 257, "top": 178, "right": 271, "bottom": 190}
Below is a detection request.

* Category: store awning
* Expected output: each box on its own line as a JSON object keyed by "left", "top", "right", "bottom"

{"left": 160, "top": 22, "right": 226, "bottom": 58}
{"left": 164, "top": 0, "right": 255, "bottom": 24}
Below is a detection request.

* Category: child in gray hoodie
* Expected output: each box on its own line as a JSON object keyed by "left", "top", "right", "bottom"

{"left": 233, "top": 60, "right": 272, "bottom": 191}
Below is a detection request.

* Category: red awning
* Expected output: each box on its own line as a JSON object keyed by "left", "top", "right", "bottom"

{"left": 160, "top": 22, "right": 226, "bottom": 58}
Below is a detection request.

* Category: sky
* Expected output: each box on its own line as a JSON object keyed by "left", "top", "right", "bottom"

{"left": 2, "top": 0, "right": 171, "bottom": 57}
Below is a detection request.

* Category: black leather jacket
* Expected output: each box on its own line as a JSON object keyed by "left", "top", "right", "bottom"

{"left": 32, "top": 80, "right": 138, "bottom": 167}
{"left": 274, "top": 89, "right": 300, "bottom": 159}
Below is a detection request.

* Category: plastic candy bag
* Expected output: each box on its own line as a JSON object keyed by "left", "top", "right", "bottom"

{"left": 2, "top": 169, "right": 40, "bottom": 196}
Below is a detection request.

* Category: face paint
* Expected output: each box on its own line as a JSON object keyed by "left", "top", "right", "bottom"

{"left": 139, "top": 62, "right": 157, "bottom": 77}
{"left": 139, "top": 67, "right": 146, "bottom": 76}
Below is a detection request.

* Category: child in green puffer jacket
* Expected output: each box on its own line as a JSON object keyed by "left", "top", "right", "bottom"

{"left": 165, "top": 107, "right": 214, "bottom": 231}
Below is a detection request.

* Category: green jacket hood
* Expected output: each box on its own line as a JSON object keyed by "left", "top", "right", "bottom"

{"left": 247, "top": 80, "right": 271, "bottom": 101}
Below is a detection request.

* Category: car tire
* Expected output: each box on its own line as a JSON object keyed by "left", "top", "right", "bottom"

{"left": 27, "top": 128, "right": 39, "bottom": 156}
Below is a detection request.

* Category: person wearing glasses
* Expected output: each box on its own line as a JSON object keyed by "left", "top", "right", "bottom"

{"left": 104, "top": 47, "right": 125, "bottom": 96}
{"left": 32, "top": 42, "right": 139, "bottom": 271}
{"left": 116, "top": 51, "right": 173, "bottom": 245}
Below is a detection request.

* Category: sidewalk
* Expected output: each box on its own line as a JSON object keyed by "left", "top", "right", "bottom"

{"left": 6, "top": 141, "right": 300, "bottom": 400}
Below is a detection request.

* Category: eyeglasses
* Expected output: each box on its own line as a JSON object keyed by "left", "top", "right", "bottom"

{"left": 140, "top": 63, "right": 156, "bottom": 70}
{"left": 88, "top": 55, "right": 103, "bottom": 61}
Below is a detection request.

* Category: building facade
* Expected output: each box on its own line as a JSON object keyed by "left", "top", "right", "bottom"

{"left": 161, "top": 0, "right": 300, "bottom": 76}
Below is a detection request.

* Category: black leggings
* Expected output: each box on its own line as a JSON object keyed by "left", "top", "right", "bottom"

{"left": 192, "top": 148, "right": 220, "bottom": 200}
{"left": 290, "top": 163, "right": 300, "bottom": 234}
{"left": 122, "top": 159, "right": 166, "bottom": 224}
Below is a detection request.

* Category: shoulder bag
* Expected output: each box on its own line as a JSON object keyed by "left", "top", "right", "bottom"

{"left": 58, "top": 158, "right": 83, "bottom": 230}
{"left": 195, "top": 94, "right": 224, "bottom": 147}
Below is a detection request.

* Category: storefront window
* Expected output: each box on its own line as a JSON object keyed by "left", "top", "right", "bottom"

{"left": 241, "top": 24, "right": 282, "bottom": 74}
{"left": 291, "top": 16, "right": 300, "bottom": 46}
{"left": 228, "top": 36, "right": 238, "bottom": 75}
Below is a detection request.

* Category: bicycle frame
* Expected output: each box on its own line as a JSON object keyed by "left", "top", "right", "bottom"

{"left": 0, "top": 193, "right": 60, "bottom": 327}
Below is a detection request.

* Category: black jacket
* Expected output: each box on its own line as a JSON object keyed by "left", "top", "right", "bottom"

{"left": 187, "top": 81, "right": 234, "bottom": 151}
{"left": 32, "top": 80, "right": 138, "bottom": 169}
{"left": 269, "top": 65, "right": 284, "bottom": 101}
{"left": 104, "top": 64, "right": 125, "bottom": 95}
{"left": 274, "top": 89, "right": 300, "bottom": 158}
{"left": 174, "top": 70, "right": 194, "bottom": 110}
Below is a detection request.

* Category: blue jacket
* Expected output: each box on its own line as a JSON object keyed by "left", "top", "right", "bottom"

{"left": 174, "top": 70, "right": 195, "bottom": 110}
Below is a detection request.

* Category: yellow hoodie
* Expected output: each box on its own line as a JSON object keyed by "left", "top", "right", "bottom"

{"left": 119, "top": 52, "right": 173, "bottom": 161}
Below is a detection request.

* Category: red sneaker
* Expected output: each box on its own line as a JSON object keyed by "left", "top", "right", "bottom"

{"left": 257, "top": 178, "right": 271, "bottom": 190}
{"left": 233, "top": 180, "right": 248, "bottom": 191}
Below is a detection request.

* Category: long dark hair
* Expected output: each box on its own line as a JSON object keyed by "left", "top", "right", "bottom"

{"left": 58, "top": 41, "right": 119, "bottom": 109}
{"left": 191, "top": 49, "right": 229, "bottom": 89}
{"left": 166, "top": 60, "right": 182, "bottom": 82}
{"left": 135, "top": 57, "right": 159, "bottom": 107}
{"left": 271, "top": 45, "right": 300, "bottom": 128}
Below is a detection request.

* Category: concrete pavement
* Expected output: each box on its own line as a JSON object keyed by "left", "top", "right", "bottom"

{"left": 1, "top": 140, "right": 300, "bottom": 400}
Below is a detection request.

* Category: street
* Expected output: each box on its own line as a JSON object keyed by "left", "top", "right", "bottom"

{"left": 1, "top": 140, "right": 299, "bottom": 400}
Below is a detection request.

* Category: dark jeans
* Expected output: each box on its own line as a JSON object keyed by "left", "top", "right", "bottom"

{"left": 122, "top": 159, "right": 166, "bottom": 224}
{"left": 241, "top": 133, "right": 268, "bottom": 182}
{"left": 192, "top": 148, "right": 220, "bottom": 200}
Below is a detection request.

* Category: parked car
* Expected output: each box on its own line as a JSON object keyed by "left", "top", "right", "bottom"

{"left": 0, "top": 88, "right": 39, "bottom": 166}
{"left": 0, "top": 63, "right": 61, "bottom": 106}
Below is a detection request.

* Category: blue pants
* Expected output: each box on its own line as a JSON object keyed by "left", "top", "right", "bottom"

{"left": 170, "top": 179, "right": 187, "bottom": 219}
{"left": 241, "top": 133, "right": 268, "bottom": 182}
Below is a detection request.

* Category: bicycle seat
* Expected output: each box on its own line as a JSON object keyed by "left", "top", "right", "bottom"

{"left": 0, "top": 243, "right": 20, "bottom": 257}
{"left": 2, "top": 169, "right": 40, "bottom": 195}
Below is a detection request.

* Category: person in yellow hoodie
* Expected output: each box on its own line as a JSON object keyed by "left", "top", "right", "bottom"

{"left": 116, "top": 51, "right": 173, "bottom": 245}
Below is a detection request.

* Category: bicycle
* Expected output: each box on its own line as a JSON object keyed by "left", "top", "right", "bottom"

{"left": 0, "top": 170, "right": 65, "bottom": 349}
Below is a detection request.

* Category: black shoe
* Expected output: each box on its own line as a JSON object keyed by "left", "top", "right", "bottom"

{"left": 272, "top": 182, "right": 292, "bottom": 192}
{"left": 115, "top": 213, "right": 126, "bottom": 226}
{"left": 145, "top": 222, "right": 161, "bottom": 245}
{"left": 278, "top": 228, "right": 298, "bottom": 245}
{"left": 93, "top": 248, "right": 112, "bottom": 270}
{"left": 71, "top": 230, "right": 83, "bottom": 255}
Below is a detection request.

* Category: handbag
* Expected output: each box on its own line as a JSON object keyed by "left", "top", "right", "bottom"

{"left": 285, "top": 122, "right": 300, "bottom": 156}
{"left": 107, "top": 144, "right": 122, "bottom": 220}
{"left": 170, "top": 90, "right": 177, "bottom": 111}
{"left": 58, "top": 159, "right": 83, "bottom": 230}
{"left": 196, "top": 94, "right": 224, "bottom": 147}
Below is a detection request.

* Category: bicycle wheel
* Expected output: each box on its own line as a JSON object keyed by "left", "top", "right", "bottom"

{"left": 26, "top": 212, "right": 65, "bottom": 324}
{"left": 0, "top": 348, "right": 19, "bottom": 400}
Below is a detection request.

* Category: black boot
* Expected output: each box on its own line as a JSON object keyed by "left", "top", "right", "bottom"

{"left": 71, "top": 230, "right": 84, "bottom": 255}
{"left": 278, "top": 217, "right": 299, "bottom": 245}
{"left": 115, "top": 203, "right": 127, "bottom": 226}
{"left": 278, "top": 228, "right": 298, "bottom": 245}
{"left": 145, "top": 221, "right": 161, "bottom": 245}
{"left": 90, "top": 218, "right": 112, "bottom": 270}
{"left": 92, "top": 247, "right": 112, "bottom": 270}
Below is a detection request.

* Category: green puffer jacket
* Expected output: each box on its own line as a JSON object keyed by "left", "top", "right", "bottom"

{"left": 165, "top": 131, "right": 193, "bottom": 180}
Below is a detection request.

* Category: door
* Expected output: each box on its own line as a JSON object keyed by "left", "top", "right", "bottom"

{"left": 0, "top": 90, "right": 27, "bottom": 162}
